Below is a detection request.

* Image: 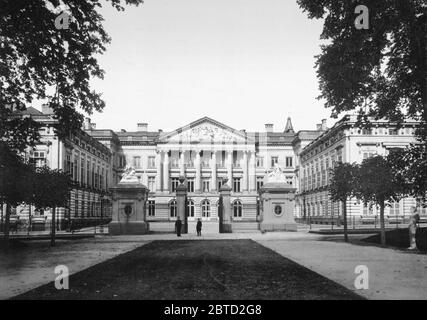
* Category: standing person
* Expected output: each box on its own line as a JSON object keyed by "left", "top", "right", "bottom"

{"left": 196, "top": 218, "right": 202, "bottom": 236}
{"left": 408, "top": 206, "right": 420, "bottom": 250}
{"left": 175, "top": 216, "right": 182, "bottom": 237}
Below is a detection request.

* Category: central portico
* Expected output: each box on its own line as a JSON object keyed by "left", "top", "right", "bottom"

{"left": 152, "top": 117, "right": 257, "bottom": 233}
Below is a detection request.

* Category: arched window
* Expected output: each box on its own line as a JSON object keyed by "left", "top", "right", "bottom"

{"left": 233, "top": 200, "right": 242, "bottom": 218}
{"left": 169, "top": 200, "right": 177, "bottom": 218}
{"left": 201, "top": 200, "right": 210, "bottom": 218}
{"left": 187, "top": 199, "right": 195, "bottom": 218}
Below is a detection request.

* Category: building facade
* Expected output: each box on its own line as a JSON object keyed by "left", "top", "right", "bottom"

{"left": 15, "top": 106, "right": 113, "bottom": 227}
{"left": 87, "top": 116, "right": 300, "bottom": 232}
{"left": 10, "top": 107, "right": 425, "bottom": 231}
{"left": 296, "top": 114, "right": 426, "bottom": 223}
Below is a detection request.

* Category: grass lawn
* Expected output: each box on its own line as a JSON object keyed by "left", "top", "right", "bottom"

{"left": 14, "top": 239, "right": 362, "bottom": 300}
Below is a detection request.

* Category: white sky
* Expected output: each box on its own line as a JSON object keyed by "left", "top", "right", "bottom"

{"left": 77, "top": 0, "right": 334, "bottom": 132}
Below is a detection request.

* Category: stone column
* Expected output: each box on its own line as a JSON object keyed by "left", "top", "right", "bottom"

{"left": 219, "top": 179, "right": 232, "bottom": 233}
{"left": 242, "top": 150, "right": 248, "bottom": 192}
{"left": 156, "top": 150, "right": 162, "bottom": 191}
{"left": 211, "top": 151, "right": 217, "bottom": 191}
{"left": 179, "top": 150, "right": 185, "bottom": 176}
{"left": 249, "top": 151, "right": 256, "bottom": 191}
{"left": 227, "top": 150, "right": 233, "bottom": 186}
{"left": 176, "top": 176, "right": 188, "bottom": 233}
{"left": 195, "top": 150, "right": 201, "bottom": 192}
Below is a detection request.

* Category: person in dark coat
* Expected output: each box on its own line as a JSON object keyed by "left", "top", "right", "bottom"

{"left": 196, "top": 218, "right": 202, "bottom": 236}
{"left": 175, "top": 217, "right": 182, "bottom": 237}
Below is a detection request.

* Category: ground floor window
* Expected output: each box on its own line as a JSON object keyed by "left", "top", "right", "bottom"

{"left": 187, "top": 199, "right": 195, "bottom": 217}
{"left": 74, "top": 199, "right": 79, "bottom": 217}
{"left": 201, "top": 200, "right": 210, "bottom": 218}
{"left": 233, "top": 200, "right": 242, "bottom": 218}
{"left": 169, "top": 200, "right": 177, "bottom": 218}
{"left": 148, "top": 200, "right": 155, "bottom": 217}
{"left": 389, "top": 201, "right": 400, "bottom": 216}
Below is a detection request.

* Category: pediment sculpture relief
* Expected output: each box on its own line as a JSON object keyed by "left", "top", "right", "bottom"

{"left": 169, "top": 124, "right": 242, "bottom": 143}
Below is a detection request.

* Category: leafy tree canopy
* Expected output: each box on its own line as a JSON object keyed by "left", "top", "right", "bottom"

{"left": 328, "top": 162, "right": 359, "bottom": 202}
{"left": 297, "top": 0, "right": 427, "bottom": 141}
{"left": 356, "top": 155, "right": 405, "bottom": 205}
{"left": 0, "top": 0, "right": 143, "bottom": 151}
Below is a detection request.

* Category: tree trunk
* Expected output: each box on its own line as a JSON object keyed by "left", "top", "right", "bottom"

{"left": 379, "top": 201, "right": 386, "bottom": 246}
{"left": 342, "top": 199, "right": 348, "bottom": 242}
{"left": 3, "top": 204, "right": 11, "bottom": 248}
{"left": 51, "top": 207, "right": 56, "bottom": 247}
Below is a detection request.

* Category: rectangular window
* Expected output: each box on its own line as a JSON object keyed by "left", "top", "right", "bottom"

{"left": 389, "top": 129, "right": 398, "bottom": 135}
{"left": 148, "top": 177, "right": 155, "bottom": 192}
{"left": 74, "top": 199, "right": 78, "bottom": 217}
{"left": 81, "top": 200, "right": 85, "bottom": 218}
{"left": 389, "top": 201, "right": 400, "bottom": 216}
{"left": 202, "top": 179, "right": 210, "bottom": 192}
{"left": 217, "top": 179, "right": 224, "bottom": 190}
{"left": 148, "top": 156, "right": 156, "bottom": 168}
{"left": 86, "top": 160, "right": 91, "bottom": 186}
{"left": 133, "top": 156, "right": 141, "bottom": 168}
{"left": 29, "top": 151, "right": 46, "bottom": 167}
{"left": 256, "top": 156, "right": 264, "bottom": 168}
{"left": 233, "top": 178, "right": 241, "bottom": 193}
{"left": 256, "top": 177, "right": 264, "bottom": 191}
{"left": 285, "top": 156, "right": 293, "bottom": 168}
{"left": 171, "top": 178, "right": 180, "bottom": 192}
{"left": 187, "top": 178, "right": 195, "bottom": 193}
{"left": 73, "top": 157, "right": 78, "bottom": 181}
{"left": 80, "top": 157, "right": 85, "bottom": 184}
{"left": 271, "top": 156, "right": 278, "bottom": 168}
{"left": 148, "top": 200, "right": 155, "bottom": 217}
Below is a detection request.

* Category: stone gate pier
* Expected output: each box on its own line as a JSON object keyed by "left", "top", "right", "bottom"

{"left": 258, "top": 166, "right": 297, "bottom": 232}
{"left": 109, "top": 166, "right": 149, "bottom": 235}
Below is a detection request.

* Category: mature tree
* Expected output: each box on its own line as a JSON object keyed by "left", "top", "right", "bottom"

{"left": 355, "top": 156, "right": 405, "bottom": 245}
{"left": 328, "top": 162, "right": 359, "bottom": 242}
{"left": 1, "top": 0, "right": 143, "bottom": 151}
{"left": 0, "top": 142, "right": 33, "bottom": 247}
{"left": 297, "top": 0, "right": 427, "bottom": 140}
{"left": 31, "top": 166, "right": 73, "bottom": 246}
{"left": 387, "top": 145, "right": 427, "bottom": 202}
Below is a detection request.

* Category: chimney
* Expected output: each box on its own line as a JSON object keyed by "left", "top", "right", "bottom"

{"left": 41, "top": 103, "right": 54, "bottom": 115}
{"left": 316, "top": 123, "right": 322, "bottom": 131}
{"left": 321, "top": 119, "right": 327, "bottom": 131}
{"left": 158, "top": 129, "right": 163, "bottom": 134}
{"left": 83, "top": 117, "right": 91, "bottom": 130}
{"left": 137, "top": 123, "right": 148, "bottom": 132}
{"left": 265, "top": 123, "right": 273, "bottom": 133}
{"left": 91, "top": 123, "right": 96, "bottom": 130}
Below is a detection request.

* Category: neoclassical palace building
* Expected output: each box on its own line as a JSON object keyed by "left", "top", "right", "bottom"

{"left": 10, "top": 106, "right": 425, "bottom": 231}
{"left": 88, "top": 116, "right": 301, "bottom": 232}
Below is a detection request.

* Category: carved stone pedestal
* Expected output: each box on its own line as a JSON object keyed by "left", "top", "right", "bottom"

{"left": 109, "top": 166, "right": 149, "bottom": 235}
{"left": 258, "top": 166, "right": 297, "bottom": 232}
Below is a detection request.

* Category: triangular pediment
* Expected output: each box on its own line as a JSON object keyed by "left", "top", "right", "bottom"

{"left": 159, "top": 117, "right": 251, "bottom": 144}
